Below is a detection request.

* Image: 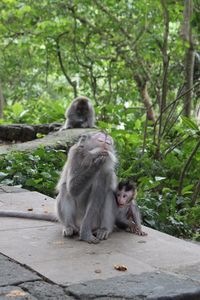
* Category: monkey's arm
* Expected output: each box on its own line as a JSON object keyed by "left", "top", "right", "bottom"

{"left": 67, "top": 149, "right": 107, "bottom": 197}
{"left": 87, "top": 104, "right": 95, "bottom": 127}
{"left": 0, "top": 211, "right": 57, "bottom": 222}
{"left": 129, "top": 202, "right": 147, "bottom": 236}
{"left": 130, "top": 202, "right": 142, "bottom": 227}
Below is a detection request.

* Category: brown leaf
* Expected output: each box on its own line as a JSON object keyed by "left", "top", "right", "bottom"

{"left": 114, "top": 264, "right": 128, "bottom": 272}
{"left": 6, "top": 289, "right": 26, "bottom": 297}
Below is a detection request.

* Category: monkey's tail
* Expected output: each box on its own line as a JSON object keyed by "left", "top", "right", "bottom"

{"left": 0, "top": 211, "right": 57, "bottom": 222}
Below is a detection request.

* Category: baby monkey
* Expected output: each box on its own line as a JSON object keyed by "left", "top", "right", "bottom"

{"left": 115, "top": 180, "right": 147, "bottom": 236}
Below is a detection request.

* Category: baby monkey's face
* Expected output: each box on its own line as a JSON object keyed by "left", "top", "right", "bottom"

{"left": 116, "top": 188, "right": 134, "bottom": 207}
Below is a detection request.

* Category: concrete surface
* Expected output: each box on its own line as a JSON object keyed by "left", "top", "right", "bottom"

{"left": 1, "top": 253, "right": 200, "bottom": 300}
{"left": 0, "top": 253, "right": 74, "bottom": 300}
{"left": 0, "top": 187, "right": 200, "bottom": 299}
{"left": 0, "top": 254, "right": 40, "bottom": 286}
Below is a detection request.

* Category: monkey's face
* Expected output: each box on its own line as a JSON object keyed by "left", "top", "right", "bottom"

{"left": 76, "top": 100, "right": 89, "bottom": 115}
{"left": 85, "top": 132, "right": 116, "bottom": 163}
{"left": 116, "top": 187, "right": 134, "bottom": 207}
{"left": 89, "top": 132, "right": 113, "bottom": 151}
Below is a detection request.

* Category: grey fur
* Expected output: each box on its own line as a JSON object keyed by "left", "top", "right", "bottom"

{"left": 56, "top": 132, "right": 118, "bottom": 243}
{"left": 62, "top": 96, "right": 95, "bottom": 129}
{"left": 115, "top": 186, "right": 147, "bottom": 236}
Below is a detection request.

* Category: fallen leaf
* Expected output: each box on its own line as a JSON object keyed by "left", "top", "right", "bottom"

{"left": 114, "top": 264, "right": 128, "bottom": 271}
{"left": 6, "top": 290, "right": 26, "bottom": 297}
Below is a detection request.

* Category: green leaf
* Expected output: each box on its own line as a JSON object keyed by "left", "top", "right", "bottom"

{"left": 181, "top": 184, "right": 194, "bottom": 195}
{"left": 181, "top": 116, "right": 199, "bottom": 131}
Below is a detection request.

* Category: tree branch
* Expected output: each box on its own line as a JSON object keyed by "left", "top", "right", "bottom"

{"left": 56, "top": 34, "right": 77, "bottom": 97}
{"left": 178, "top": 138, "right": 200, "bottom": 195}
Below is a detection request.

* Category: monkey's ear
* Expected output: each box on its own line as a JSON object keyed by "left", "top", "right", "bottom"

{"left": 77, "top": 134, "right": 88, "bottom": 147}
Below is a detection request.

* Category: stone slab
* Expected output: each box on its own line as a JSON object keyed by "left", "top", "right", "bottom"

{"left": 0, "top": 286, "right": 37, "bottom": 300}
{"left": 0, "top": 185, "right": 29, "bottom": 193}
{"left": 66, "top": 272, "right": 200, "bottom": 300}
{"left": 173, "top": 263, "right": 200, "bottom": 282}
{"left": 0, "top": 192, "right": 55, "bottom": 230}
{"left": 0, "top": 255, "right": 40, "bottom": 287}
{"left": 20, "top": 281, "right": 73, "bottom": 300}
{"left": 0, "top": 191, "right": 200, "bottom": 286}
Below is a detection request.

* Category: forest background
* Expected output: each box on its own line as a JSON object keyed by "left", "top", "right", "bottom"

{"left": 0, "top": 0, "right": 199, "bottom": 240}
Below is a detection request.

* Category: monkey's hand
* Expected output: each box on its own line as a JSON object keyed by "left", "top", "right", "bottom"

{"left": 93, "top": 151, "right": 108, "bottom": 166}
{"left": 96, "top": 228, "right": 110, "bottom": 240}
{"left": 63, "top": 225, "right": 79, "bottom": 237}
{"left": 129, "top": 224, "right": 147, "bottom": 236}
{"left": 79, "top": 232, "right": 100, "bottom": 244}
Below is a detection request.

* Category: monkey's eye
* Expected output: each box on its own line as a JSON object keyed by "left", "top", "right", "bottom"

{"left": 97, "top": 138, "right": 105, "bottom": 143}
{"left": 106, "top": 140, "right": 112, "bottom": 145}
{"left": 123, "top": 195, "right": 126, "bottom": 198}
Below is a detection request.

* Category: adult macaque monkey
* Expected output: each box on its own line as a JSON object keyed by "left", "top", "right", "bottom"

{"left": 56, "top": 131, "right": 118, "bottom": 243}
{"left": 116, "top": 181, "right": 147, "bottom": 236}
{"left": 62, "top": 96, "right": 95, "bottom": 129}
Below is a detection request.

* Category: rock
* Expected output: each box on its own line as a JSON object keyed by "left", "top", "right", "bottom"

{"left": 0, "top": 255, "right": 40, "bottom": 287}
{"left": 66, "top": 272, "right": 200, "bottom": 300}
{"left": 0, "top": 123, "right": 62, "bottom": 142}
{"left": 0, "top": 128, "right": 96, "bottom": 155}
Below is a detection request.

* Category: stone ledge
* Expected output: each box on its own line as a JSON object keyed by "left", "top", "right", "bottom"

{"left": 66, "top": 272, "right": 200, "bottom": 300}
{"left": 0, "top": 128, "right": 96, "bottom": 155}
{"left": 0, "top": 286, "right": 37, "bottom": 300}
{"left": 20, "top": 281, "right": 73, "bottom": 300}
{"left": 0, "top": 254, "right": 40, "bottom": 287}
{"left": 0, "top": 185, "right": 29, "bottom": 193}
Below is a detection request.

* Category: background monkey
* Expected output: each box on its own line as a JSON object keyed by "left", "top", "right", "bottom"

{"left": 115, "top": 180, "right": 147, "bottom": 236}
{"left": 62, "top": 96, "right": 95, "bottom": 129}
{"left": 56, "top": 131, "right": 118, "bottom": 243}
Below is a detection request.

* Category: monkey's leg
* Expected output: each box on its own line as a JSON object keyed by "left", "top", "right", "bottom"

{"left": 96, "top": 191, "right": 116, "bottom": 240}
{"left": 79, "top": 201, "right": 100, "bottom": 244}
{"left": 79, "top": 179, "right": 105, "bottom": 243}
{"left": 56, "top": 188, "right": 78, "bottom": 237}
{"left": 80, "top": 121, "right": 88, "bottom": 128}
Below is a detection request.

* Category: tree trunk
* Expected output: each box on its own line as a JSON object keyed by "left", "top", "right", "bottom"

{"left": 160, "top": 0, "right": 169, "bottom": 111}
{"left": 0, "top": 80, "right": 4, "bottom": 118}
{"left": 134, "top": 75, "right": 155, "bottom": 123}
{"left": 181, "top": 0, "right": 195, "bottom": 117}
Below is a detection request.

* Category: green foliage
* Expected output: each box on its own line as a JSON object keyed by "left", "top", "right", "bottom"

{"left": 1, "top": 97, "right": 66, "bottom": 124}
{"left": 0, "top": 147, "right": 66, "bottom": 197}
{"left": 100, "top": 104, "right": 200, "bottom": 239}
